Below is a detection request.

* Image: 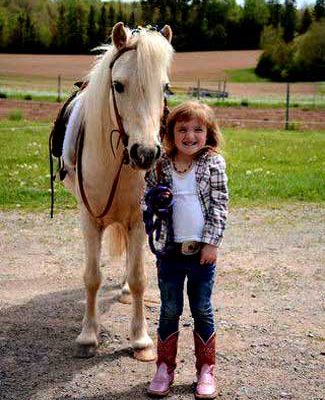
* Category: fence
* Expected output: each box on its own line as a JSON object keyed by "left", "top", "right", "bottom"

{"left": 0, "top": 77, "right": 324, "bottom": 130}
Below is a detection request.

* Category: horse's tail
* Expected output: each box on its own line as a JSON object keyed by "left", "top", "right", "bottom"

{"left": 105, "top": 223, "right": 128, "bottom": 258}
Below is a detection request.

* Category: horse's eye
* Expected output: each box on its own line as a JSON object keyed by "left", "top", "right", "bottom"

{"left": 113, "top": 81, "right": 124, "bottom": 93}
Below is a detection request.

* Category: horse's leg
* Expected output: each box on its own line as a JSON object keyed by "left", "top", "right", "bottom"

{"left": 127, "top": 222, "right": 155, "bottom": 361}
{"left": 75, "top": 213, "right": 103, "bottom": 358}
{"left": 119, "top": 254, "right": 132, "bottom": 304}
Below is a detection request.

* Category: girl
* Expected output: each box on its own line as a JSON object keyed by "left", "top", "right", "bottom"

{"left": 143, "top": 101, "right": 228, "bottom": 399}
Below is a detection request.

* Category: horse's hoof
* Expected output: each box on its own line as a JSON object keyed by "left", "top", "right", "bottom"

{"left": 134, "top": 347, "right": 156, "bottom": 362}
{"left": 75, "top": 343, "right": 97, "bottom": 358}
{"left": 118, "top": 292, "right": 132, "bottom": 304}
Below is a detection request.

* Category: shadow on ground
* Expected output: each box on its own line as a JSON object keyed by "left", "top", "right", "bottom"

{"left": 0, "top": 284, "right": 138, "bottom": 400}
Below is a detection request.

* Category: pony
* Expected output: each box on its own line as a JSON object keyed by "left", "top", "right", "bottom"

{"left": 62, "top": 22, "right": 173, "bottom": 361}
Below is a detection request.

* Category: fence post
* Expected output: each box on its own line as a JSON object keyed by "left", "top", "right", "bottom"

{"left": 197, "top": 78, "right": 200, "bottom": 101}
{"left": 57, "top": 74, "right": 62, "bottom": 103}
{"left": 285, "top": 81, "right": 290, "bottom": 130}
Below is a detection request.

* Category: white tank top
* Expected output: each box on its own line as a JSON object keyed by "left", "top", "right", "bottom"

{"left": 172, "top": 165, "right": 205, "bottom": 243}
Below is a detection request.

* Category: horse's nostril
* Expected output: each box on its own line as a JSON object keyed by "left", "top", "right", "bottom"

{"left": 130, "top": 144, "right": 139, "bottom": 161}
{"left": 130, "top": 144, "right": 160, "bottom": 169}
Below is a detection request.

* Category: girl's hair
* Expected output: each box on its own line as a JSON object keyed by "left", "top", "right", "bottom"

{"left": 164, "top": 101, "right": 222, "bottom": 158}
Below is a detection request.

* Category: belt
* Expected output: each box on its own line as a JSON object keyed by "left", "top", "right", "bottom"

{"left": 173, "top": 241, "right": 201, "bottom": 256}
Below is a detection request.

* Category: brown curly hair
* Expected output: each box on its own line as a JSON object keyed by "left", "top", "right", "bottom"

{"left": 163, "top": 101, "right": 222, "bottom": 158}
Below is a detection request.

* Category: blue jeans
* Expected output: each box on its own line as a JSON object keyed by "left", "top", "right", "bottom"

{"left": 157, "top": 251, "right": 216, "bottom": 342}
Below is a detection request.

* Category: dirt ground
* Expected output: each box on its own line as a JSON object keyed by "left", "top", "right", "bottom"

{"left": 1, "top": 99, "right": 325, "bottom": 130}
{"left": 0, "top": 204, "right": 324, "bottom": 400}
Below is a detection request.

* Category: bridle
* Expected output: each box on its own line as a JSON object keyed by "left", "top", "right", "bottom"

{"left": 76, "top": 45, "right": 169, "bottom": 221}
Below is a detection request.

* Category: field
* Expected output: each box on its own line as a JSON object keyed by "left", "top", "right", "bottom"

{"left": 0, "top": 52, "right": 324, "bottom": 110}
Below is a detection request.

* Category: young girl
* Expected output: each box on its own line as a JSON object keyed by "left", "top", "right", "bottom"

{"left": 143, "top": 101, "right": 228, "bottom": 399}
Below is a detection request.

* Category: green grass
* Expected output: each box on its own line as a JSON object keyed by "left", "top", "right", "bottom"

{"left": 226, "top": 68, "right": 270, "bottom": 83}
{"left": 0, "top": 120, "right": 324, "bottom": 210}
{"left": 0, "top": 88, "right": 69, "bottom": 103}
{"left": 168, "top": 93, "right": 325, "bottom": 110}
{"left": 0, "top": 120, "right": 76, "bottom": 211}
{"left": 223, "top": 129, "right": 325, "bottom": 206}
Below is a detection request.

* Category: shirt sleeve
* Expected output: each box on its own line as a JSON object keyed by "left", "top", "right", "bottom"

{"left": 201, "top": 155, "right": 229, "bottom": 247}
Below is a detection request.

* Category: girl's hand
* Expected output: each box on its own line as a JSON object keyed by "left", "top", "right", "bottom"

{"left": 200, "top": 244, "right": 217, "bottom": 265}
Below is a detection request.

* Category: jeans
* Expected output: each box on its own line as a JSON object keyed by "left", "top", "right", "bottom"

{"left": 157, "top": 251, "right": 216, "bottom": 342}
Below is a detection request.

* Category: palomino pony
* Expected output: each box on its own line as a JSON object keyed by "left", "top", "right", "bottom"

{"left": 62, "top": 22, "right": 173, "bottom": 361}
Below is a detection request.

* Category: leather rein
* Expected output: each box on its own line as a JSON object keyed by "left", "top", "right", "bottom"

{"left": 76, "top": 45, "right": 169, "bottom": 221}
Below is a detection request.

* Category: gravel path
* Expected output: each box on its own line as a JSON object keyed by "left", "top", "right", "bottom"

{"left": 0, "top": 204, "right": 324, "bottom": 400}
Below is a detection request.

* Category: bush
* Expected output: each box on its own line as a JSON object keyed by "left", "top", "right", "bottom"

{"left": 24, "top": 94, "right": 32, "bottom": 100}
{"left": 256, "top": 22, "right": 325, "bottom": 81}
{"left": 0, "top": 92, "right": 7, "bottom": 99}
{"left": 292, "top": 21, "right": 325, "bottom": 81}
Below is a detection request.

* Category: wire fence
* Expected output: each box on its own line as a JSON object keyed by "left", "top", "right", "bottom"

{"left": 0, "top": 79, "right": 324, "bottom": 130}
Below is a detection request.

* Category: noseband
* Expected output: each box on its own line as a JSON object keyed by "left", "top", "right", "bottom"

{"left": 77, "top": 45, "right": 169, "bottom": 221}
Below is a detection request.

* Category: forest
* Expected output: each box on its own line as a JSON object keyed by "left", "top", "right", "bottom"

{"left": 0, "top": 0, "right": 324, "bottom": 53}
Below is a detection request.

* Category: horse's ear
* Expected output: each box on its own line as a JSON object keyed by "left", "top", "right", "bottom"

{"left": 112, "top": 22, "right": 128, "bottom": 49}
{"left": 160, "top": 25, "right": 172, "bottom": 43}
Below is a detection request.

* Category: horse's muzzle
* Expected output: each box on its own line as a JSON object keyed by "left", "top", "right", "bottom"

{"left": 129, "top": 144, "right": 161, "bottom": 170}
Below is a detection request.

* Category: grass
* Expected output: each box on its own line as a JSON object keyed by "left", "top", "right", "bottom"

{"left": 168, "top": 93, "right": 325, "bottom": 110}
{"left": 226, "top": 68, "right": 270, "bottom": 83}
{"left": 0, "top": 120, "right": 76, "bottom": 211}
{"left": 223, "top": 129, "right": 325, "bottom": 206}
{"left": 0, "top": 120, "right": 324, "bottom": 211}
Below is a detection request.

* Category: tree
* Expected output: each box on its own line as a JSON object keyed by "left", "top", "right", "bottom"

{"left": 87, "top": 5, "right": 97, "bottom": 50}
{"left": 299, "top": 8, "right": 313, "bottom": 34}
{"left": 66, "top": 1, "right": 87, "bottom": 53}
{"left": 128, "top": 10, "right": 135, "bottom": 28}
{"left": 241, "top": 0, "right": 269, "bottom": 49}
{"left": 267, "top": 0, "right": 283, "bottom": 28}
{"left": 108, "top": 5, "right": 115, "bottom": 29}
{"left": 314, "top": 0, "right": 325, "bottom": 21}
{"left": 98, "top": 3, "right": 107, "bottom": 43}
{"left": 55, "top": 2, "right": 68, "bottom": 52}
{"left": 282, "top": 0, "right": 297, "bottom": 43}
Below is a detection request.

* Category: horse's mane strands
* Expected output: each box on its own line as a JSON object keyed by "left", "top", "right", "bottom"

{"left": 132, "top": 29, "right": 174, "bottom": 119}
{"left": 83, "top": 45, "right": 115, "bottom": 156}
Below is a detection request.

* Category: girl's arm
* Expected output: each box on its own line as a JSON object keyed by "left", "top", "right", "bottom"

{"left": 201, "top": 155, "right": 229, "bottom": 248}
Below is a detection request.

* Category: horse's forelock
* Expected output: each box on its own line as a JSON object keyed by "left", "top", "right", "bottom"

{"left": 135, "top": 30, "right": 173, "bottom": 100}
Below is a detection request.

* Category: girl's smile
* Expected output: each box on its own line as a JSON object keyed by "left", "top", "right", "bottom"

{"left": 174, "top": 118, "right": 207, "bottom": 159}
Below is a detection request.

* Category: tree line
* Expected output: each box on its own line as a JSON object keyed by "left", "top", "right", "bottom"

{"left": 0, "top": 0, "right": 324, "bottom": 54}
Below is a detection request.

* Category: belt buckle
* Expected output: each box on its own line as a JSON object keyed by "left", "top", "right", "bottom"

{"left": 181, "top": 241, "right": 201, "bottom": 255}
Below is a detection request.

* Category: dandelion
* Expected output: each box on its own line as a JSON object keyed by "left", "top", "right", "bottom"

{"left": 246, "top": 170, "right": 252, "bottom": 175}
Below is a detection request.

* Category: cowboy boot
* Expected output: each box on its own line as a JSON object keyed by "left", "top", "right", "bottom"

{"left": 194, "top": 331, "right": 217, "bottom": 399}
{"left": 147, "top": 331, "right": 179, "bottom": 397}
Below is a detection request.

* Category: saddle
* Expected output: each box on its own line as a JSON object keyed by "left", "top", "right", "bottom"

{"left": 48, "top": 81, "right": 87, "bottom": 217}
{"left": 49, "top": 81, "right": 87, "bottom": 160}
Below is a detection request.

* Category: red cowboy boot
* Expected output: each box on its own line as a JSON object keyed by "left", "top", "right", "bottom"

{"left": 147, "top": 331, "right": 179, "bottom": 397}
{"left": 194, "top": 331, "right": 217, "bottom": 399}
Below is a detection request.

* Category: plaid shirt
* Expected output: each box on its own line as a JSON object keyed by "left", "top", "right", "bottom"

{"left": 143, "top": 151, "right": 228, "bottom": 248}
